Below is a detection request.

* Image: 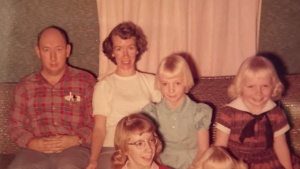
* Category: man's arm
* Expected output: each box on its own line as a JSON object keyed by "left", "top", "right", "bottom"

{"left": 8, "top": 84, "right": 35, "bottom": 148}
{"left": 76, "top": 79, "right": 95, "bottom": 146}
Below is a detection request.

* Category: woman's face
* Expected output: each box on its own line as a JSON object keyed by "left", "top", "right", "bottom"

{"left": 126, "top": 132, "right": 157, "bottom": 169}
{"left": 112, "top": 35, "right": 138, "bottom": 76}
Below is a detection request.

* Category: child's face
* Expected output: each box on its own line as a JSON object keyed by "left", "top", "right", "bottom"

{"left": 126, "top": 132, "right": 156, "bottom": 168}
{"left": 160, "top": 76, "right": 186, "bottom": 109}
{"left": 241, "top": 75, "right": 274, "bottom": 113}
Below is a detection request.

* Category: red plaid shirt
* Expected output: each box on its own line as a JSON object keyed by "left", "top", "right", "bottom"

{"left": 8, "top": 66, "right": 95, "bottom": 148}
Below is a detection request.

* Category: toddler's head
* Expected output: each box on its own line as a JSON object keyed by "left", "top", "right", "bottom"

{"left": 155, "top": 53, "right": 194, "bottom": 93}
{"left": 190, "top": 146, "right": 248, "bottom": 169}
{"left": 228, "top": 56, "right": 284, "bottom": 100}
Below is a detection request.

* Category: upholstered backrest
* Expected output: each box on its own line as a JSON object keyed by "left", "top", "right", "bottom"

{"left": 0, "top": 83, "right": 19, "bottom": 154}
{"left": 0, "top": 74, "right": 299, "bottom": 156}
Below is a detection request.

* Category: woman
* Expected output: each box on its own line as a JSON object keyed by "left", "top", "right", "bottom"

{"left": 112, "top": 113, "right": 169, "bottom": 169}
{"left": 86, "top": 21, "right": 161, "bottom": 169}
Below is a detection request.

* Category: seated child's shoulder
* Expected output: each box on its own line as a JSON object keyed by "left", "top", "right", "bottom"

{"left": 143, "top": 102, "right": 158, "bottom": 112}
{"left": 194, "top": 102, "right": 212, "bottom": 113}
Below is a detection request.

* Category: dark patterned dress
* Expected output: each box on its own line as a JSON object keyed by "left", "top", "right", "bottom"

{"left": 215, "top": 98, "right": 300, "bottom": 169}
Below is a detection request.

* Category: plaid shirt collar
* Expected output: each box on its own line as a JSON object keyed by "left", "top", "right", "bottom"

{"left": 34, "top": 66, "right": 73, "bottom": 85}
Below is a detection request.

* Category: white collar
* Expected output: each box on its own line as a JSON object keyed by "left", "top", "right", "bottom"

{"left": 121, "top": 161, "right": 159, "bottom": 169}
{"left": 227, "top": 97, "right": 276, "bottom": 113}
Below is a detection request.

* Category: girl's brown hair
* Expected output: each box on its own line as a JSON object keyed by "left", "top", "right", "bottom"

{"left": 112, "top": 113, "right": 163, "bottom": 169}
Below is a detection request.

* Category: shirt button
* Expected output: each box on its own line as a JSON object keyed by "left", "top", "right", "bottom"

{"left": 53, "top": 121, "right": 58, "bottom": 126}
{"left": 172, "top": 126, "right": 175, "bottom": 129}
{"left": 52, "top": 107, "right": 56, "bottom": 110}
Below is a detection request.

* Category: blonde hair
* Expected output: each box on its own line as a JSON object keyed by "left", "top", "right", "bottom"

{"left": 112, "top": 113, "right": 163, "bottom": 169}
{"left": 189, "top": 146, "right": 248, "bottom": 169}
{"left": 228, "top": 56, "right": 284, "bottom": 100}
{"left": 155, "top": 53, "right": 194, "bottom": 93}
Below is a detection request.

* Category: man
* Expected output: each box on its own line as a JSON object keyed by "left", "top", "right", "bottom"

{"left": 8, "top": 26, "right": 95, "bottom": 169}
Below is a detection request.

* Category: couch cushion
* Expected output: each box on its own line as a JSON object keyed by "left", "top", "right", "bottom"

{"left": 0, "top": 83, "right": 20, "bottom": 154}
{"left": 0, "top": 154, "right": 15, "bottom": 168}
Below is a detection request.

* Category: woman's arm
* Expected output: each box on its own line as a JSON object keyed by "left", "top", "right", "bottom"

{"left": 86, "top": 115, "right": 107, "bottom": 169}
{"left": 274, "top": 134, "right": 292, "bottom": 169}
{"left": 214, "top": 128, "right": 229, "bottom": 147}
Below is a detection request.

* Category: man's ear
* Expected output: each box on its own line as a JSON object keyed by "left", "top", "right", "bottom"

{"left": 35, "top": 46, "right": 41, "bottom": 59}
{"left": 66, "top": 44, "right": 71, "bottom": 58}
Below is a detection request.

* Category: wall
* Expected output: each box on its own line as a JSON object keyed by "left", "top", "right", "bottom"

{"left": 0, "top": 0, "right": 299, "bottom": 83}
{"left": 259, "top": 0, "right": 300, "bottom": 74}
{"left": 0, "top": 0, "right": 99, "bottom": 82}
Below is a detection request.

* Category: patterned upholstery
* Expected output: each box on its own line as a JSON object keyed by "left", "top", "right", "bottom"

{"left": 0, "top": 74, "right": 299, "bottom": 168}
{"left": 0, "top": 83, "right": 18, "bottom": 168}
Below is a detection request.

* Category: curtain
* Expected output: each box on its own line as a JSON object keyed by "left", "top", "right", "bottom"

{"left": 96, "top": 0, "right": 261, "bottom": 79}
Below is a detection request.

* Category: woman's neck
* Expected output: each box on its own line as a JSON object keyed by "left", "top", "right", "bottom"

{"left": 116, "top": 68, "right": 136, "bottom": 77}
{"left": 125, "top": 162, "right": 158, "bottom": 169}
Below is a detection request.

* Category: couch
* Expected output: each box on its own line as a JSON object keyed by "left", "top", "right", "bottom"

{"left": 1, "top": 74, "right": 299, "bottom": 168}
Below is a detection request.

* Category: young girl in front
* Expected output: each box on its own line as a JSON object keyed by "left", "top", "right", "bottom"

{"left": 214, "top": 56, "right": 300, "bottom": 169}
{"left": 112, "top": 113, "right": 170, "bottom": 169}
{"left": 143, "top": 53, "right": 212, "bottom": 169}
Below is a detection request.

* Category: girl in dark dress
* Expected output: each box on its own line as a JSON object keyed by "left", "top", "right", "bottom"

{"left": 214, "top": 56, "right": 300, "bottom": 169}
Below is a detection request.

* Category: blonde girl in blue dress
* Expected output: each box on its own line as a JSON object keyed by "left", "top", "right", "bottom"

{"left": 143, "top": 53, "right": 212, "bottom": 169}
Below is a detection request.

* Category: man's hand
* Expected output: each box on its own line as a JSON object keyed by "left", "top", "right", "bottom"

{"left": 27, "top": 135, "right": 80, "bottom": 153}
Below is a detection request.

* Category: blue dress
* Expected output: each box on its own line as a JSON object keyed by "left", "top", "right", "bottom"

{"left": 143, "top": 95, "right": 212, "bottom": 169}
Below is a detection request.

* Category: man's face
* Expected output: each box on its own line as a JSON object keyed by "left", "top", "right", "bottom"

{"left": 35, "top": 28, "right": 71, "bottom": 77}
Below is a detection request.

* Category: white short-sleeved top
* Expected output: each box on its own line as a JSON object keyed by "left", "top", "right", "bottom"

{"left": 93, "top": 71, "right": 162, "bottom": 147}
